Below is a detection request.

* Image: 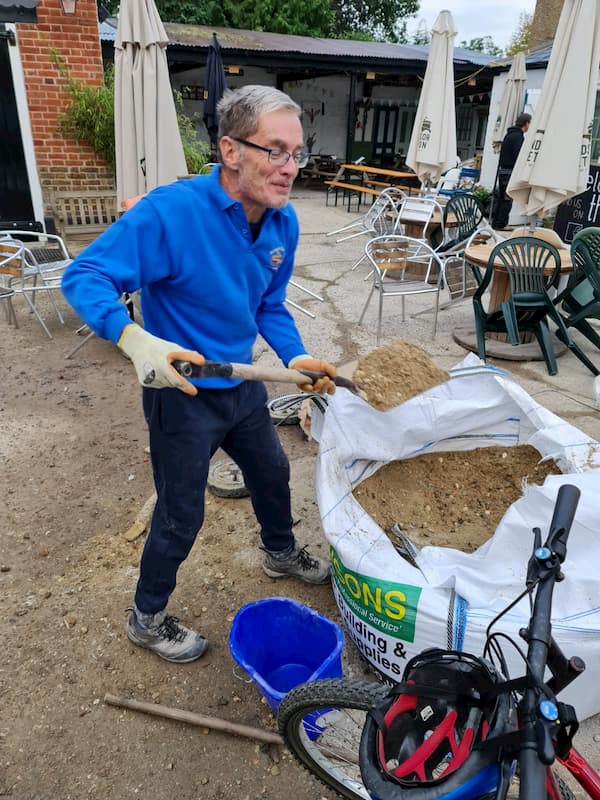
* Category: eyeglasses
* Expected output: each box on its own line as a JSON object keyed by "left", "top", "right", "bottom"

{"left": 233, "top": 137, "right": 309, "bottom": 169}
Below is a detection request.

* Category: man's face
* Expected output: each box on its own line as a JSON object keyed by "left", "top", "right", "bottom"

{"left": 230, "top": 109, "right": 304, "bottom": 212}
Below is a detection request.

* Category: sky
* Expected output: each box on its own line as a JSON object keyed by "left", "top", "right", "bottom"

{"left": 405, "top": 1, "right": 537, "bottom": 52}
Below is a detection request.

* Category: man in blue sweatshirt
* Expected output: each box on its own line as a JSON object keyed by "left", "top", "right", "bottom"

{"left": 61, "top": 85, "right": 336, "bottom": 663}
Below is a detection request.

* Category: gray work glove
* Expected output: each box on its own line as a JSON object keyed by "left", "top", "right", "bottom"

{"left": 117, "top": 323, "right": 204, "bottom": 396}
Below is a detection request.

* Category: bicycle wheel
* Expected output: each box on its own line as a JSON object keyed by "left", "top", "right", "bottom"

{"left": 277, "top": 678, "right": 389, "bottom": 800}
{"left": 505, "top": 769, "right": 577, "bottom": 800}
{"left": 546, "top": 771, "right": 577, "bottom": 800}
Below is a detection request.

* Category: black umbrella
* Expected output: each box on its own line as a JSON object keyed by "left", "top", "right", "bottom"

{"left": 203, "top": 32, "right": 227, "bottom": 152}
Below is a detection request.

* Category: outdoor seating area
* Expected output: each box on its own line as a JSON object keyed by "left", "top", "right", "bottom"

{"left": 319, "top": 184, "right": 600, "bottom": 379}
{"left": 5, "top": 0, "right": 600, "bottom": 794}
{"left": 3, "top": 180, "right": 600, "bottom": 800}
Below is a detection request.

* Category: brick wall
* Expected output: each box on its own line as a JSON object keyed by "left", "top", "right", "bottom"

{"left": 529, "top": 0, "right": 564, "bottom": 48}
{"left": 16, "top": 0, "right": 114, "bottom": 202}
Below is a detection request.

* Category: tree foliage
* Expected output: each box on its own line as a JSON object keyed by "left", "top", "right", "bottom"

{"left": 505, "top": 11, "right": 533, "bottom": 56}
{"left": 224, "top": 0, "right": 335, "bottom": 37}
{"left": 50, "top": 50, "right": 209, "bottom": 174}
{"left": 459, "top": 36, "right": 503, "bottom": 56}
{"left": 331, "top": 0, "right": 419, "bottom": 41}
{"left": 106, "top": 0, "right": 418, "bottom": 40}
{"left": 409, "top": 18, "right": 430, "bottom": 45}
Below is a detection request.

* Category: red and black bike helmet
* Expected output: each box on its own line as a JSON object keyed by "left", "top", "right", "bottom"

{"left": 359, "top": 648, "right": 516, "bottom": 800}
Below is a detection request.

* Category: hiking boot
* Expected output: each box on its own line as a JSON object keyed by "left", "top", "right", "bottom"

{"left": 262, "top": 544, "right": 331, "bottom": 584}
{"left": 125, "top": 606, "right": 208, "bottom": 663}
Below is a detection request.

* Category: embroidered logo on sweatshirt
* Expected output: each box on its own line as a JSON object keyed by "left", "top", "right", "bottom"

{"left": 269, "top": 247, "right": 284, "bottom": 268}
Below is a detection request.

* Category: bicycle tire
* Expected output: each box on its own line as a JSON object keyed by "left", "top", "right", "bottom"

{"left": 507, "top": 770, "right": 577, "bottom": 800}
{"left": 550, "top": 773, "right": 577, "bottom": 800}
{"left": 277, "top": 678, "right": 389, "bottom": 800}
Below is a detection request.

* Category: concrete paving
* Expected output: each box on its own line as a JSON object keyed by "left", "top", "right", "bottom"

{"left": 265, "top": 184, "right": 600, "bottom": 775}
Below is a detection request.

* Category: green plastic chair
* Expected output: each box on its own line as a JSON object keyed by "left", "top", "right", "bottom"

{"left": 432, "top": 193, "right": 486, "bottom": 307}
{"left": 430, "top": 192, "right": 484, "bottom": 253}
{"left": 472, "top": 236, "right": 576, "bottom": 375}
{"left": 553, "top": 226, "right": 600, "bottom": 376}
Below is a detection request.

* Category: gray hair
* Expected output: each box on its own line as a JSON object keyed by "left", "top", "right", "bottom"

{"left": 217, "top": 85, "right": 301, "bottom": 140}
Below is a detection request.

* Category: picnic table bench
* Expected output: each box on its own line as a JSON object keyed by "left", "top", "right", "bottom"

{"left": 324, "top": 180, "right": 381, "bottom": 211}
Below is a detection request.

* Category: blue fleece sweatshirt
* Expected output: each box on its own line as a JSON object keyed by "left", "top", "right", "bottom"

{"left": 61, "top": 167, "right": 307, "bottom": 388}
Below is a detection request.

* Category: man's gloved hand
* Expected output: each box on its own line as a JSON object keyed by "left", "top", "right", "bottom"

{"left": 288, "top": 355, "right": 337, "bottom": 395}
{"left": 117, "top": 324, "right": 205, "bottom": 396}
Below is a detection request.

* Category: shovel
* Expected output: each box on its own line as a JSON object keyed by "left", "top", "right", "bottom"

{"left": 172, "top": 359, "right": 365, "bottom": 397}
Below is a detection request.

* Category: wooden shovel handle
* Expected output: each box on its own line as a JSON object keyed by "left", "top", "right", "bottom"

{"left": 104, "top": 694, "right": 283, "bottom": 744}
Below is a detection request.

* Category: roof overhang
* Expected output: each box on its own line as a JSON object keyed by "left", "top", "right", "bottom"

{"left": 0, "top": 0, "right": 40, "bottom": 23}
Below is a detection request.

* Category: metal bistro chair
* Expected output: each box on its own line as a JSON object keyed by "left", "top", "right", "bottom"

{"left": 394, "top": 196, "right": 441, "bottom": 241}
{"left": 472, "top": 236, "right": 576, "bottom": 375}
{"left": 0, "top": 240, "right": 22, "bottom": 327}
{"left": 0, "top": 232, "right": 69, "bottom": 338}
{"left": 326, "top": 188, "right": 401, "bottom": 243}
{"left": 349, "top": 187, "right": 408, "bottom": 271}
{"left": 553, "top": 226, "right": 600, "bottom": 376}
{"left": 358, "top": 235, "right": 447, "bottom": 345}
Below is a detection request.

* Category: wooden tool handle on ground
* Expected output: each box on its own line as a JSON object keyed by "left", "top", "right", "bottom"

{"left": 104, "top": 694, "right": 283, "bottom": 744}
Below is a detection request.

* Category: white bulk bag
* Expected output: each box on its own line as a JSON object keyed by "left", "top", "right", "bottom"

{"left": 312, "top": 354, "right": 600, "bottom": 718}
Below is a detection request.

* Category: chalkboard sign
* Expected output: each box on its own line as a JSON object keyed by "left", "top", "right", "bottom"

{"left": 553, "top": 165, "right": 600, "bottom": 243}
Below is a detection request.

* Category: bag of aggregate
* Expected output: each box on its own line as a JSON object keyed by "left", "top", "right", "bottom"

{"left": 311, "top": 353, "right": 600, "bottom": 718}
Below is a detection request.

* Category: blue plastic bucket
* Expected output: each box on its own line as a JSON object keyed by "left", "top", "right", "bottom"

{"left": 229, "top": 597, "right": 344, "bottom": 713}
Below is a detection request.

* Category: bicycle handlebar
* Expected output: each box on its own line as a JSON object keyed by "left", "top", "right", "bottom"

{"left": 545, "top": 484, "right": 581, "bottom": 563}
{"left": 519, "top": 484, "right": 581, "bottom": 800}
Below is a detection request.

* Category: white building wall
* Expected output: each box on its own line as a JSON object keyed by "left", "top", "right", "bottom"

{"left": 480, "top": 67, "right": 549, "bottom": 225}
{"left": 284, "top": 75, "right": 351, "bottom": 159}
{"left": 172, "top": 67, "right": 353, "bottom": 159}
{"left": 173, "top": 64, "right": 480, "bottom": 166}
{"left": 480, "top": 68, "right": 547, "bottom": 192}
{"left": 173, "top": 65, "right": 277, "bottom": 147}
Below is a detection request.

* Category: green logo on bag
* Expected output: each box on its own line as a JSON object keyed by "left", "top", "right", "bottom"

{"left": 330, "top": 546, "right": 422, "bottom": 642}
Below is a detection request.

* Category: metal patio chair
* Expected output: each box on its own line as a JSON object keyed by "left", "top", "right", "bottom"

{"left": 0, "top": 232, "right": 69, "bottom": 338}
{"left": 358, "top": 235, "right": 447, "bottom": 345}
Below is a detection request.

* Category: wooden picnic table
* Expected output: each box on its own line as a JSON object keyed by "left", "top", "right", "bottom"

{"left": 341, "top": 164, "right": 416, "bottom": 181}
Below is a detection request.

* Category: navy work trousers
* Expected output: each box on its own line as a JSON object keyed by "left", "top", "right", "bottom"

{"left": 134, "top": 380, "right": 294, "bottom": 614}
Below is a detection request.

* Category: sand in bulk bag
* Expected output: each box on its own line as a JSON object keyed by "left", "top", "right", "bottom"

{"left": 310, "top": 353, "right": 600, "bottom": 719}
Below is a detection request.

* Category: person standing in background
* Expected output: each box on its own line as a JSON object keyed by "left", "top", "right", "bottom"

{"left": 492, "top": 113, "right": 531, "bottom": 230}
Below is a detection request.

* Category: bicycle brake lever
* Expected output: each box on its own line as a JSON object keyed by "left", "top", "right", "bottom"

{"left": 535, "top": 714, "right": 558, "bottom": 766}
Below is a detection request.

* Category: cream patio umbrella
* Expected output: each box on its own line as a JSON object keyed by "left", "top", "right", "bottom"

{"left": 491, "top": 51, "right": 527, "bottom": 153}
{"left": 114, "top": 0, "right": 187, "bottom": 205}
{"left": 406, "top": 9, "right": 458, "bottom": 186}
{"left": 507, "top": 0, "right": 600, "bottom": 218}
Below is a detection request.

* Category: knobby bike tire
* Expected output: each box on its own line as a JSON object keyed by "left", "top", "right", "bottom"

{"left": 481, "top": 771, "right": 576, "bottom": 800}
{"left": 277, "top": 678, "right": 389, "bottom": 800}
{"left": 547, "top": 772, "right": 577, "bottom": 800}
{"left": 277, "top": 681, "right": 578, "bottom": 800}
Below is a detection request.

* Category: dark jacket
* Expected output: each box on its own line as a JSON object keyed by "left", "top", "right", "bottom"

{"left": 498, "top": 125, "right": 525, "bottom": 171}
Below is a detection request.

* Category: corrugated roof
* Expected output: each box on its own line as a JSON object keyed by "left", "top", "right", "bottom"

{"left": 99, "top": 18, "right": 493, "bottom": 68}
{"left": 487, "top": 41, "right": 553, "bottom": 71}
